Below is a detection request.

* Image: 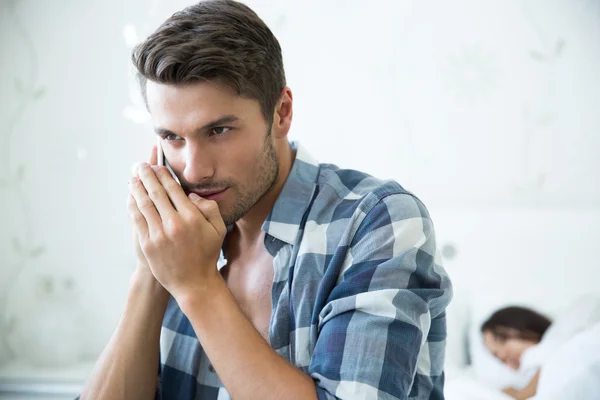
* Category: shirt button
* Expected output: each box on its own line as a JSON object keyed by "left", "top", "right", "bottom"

{"left": 208, "top": 364, "right": 215, "bottom": 373}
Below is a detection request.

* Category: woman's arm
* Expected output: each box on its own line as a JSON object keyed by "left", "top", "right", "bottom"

{"left": 502, "top": 369, "right": 541, "bottom": 400}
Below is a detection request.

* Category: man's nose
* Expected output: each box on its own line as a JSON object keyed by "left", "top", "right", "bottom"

{"left": 182, "top": 146, "right": 214, "bottom": 183}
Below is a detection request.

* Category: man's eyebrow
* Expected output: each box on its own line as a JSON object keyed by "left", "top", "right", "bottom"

{"left": 196, "top": 115, "right": 239, "bottom": 132}
{"left": 154, "top": 115, "right": 240, "bottom": 137}
{"left": 154, "top": 127, "right": 176, "bottom": 136}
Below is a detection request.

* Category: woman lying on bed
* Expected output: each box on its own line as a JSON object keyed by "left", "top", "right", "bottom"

{"left": 481, "top": 302, "right": 600, "bottom": 400}
{"left": 481, "top": 306, "right": 550, "bottom": 400}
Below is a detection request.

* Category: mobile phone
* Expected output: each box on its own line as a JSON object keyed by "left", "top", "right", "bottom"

{"left": 156, "top": 137, "right": 181, "bottom": 185}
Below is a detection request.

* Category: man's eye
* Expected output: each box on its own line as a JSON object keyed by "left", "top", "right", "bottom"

{"left": 211, "top": 127, "right": 231, "bottom": 136}
{"left": 165, "top": 133, "right": 182, "bottom": 141}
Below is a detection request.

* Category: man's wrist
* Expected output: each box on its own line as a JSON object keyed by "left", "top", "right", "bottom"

{"left": 176, "top": 272, "right": 227, "bottom": 316}
{"left": 130, "top": 266, "right": 170, "bottom": 302}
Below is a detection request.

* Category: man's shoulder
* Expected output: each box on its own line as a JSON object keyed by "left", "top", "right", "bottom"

{"left": 313, "top": 162, "right": 429, "bottom": 221}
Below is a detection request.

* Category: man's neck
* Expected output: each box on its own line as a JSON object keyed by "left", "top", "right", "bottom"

{"left": 234, "top": 141, "right": 295, "bottom": 245}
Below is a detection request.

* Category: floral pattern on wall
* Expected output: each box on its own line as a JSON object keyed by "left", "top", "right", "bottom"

{"left": 0, "top": 0, "right": 86, "bottom": 369}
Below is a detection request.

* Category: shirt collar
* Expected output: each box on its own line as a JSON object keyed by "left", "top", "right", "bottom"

{"left": 261, "top": 141, "right": 320, "bottom": 245}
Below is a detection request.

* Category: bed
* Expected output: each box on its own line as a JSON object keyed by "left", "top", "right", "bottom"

{"left": 435, "top": 209, "right": 600, "bottom": 400}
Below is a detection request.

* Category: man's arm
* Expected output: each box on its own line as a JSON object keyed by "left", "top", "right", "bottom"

{"left": 80, "top": 148, "right": 170, "bottom": 400}
{"left": 178, "top": 278, "right": 318, "bottom": 400}
{"left": 79, "top": 267, "right": 169, "bottom": 400}
{"left": 307, "top": 193, "right": 453, "bottom": 399}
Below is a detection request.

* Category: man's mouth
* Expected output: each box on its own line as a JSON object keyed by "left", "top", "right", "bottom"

{"left": 189, "top": 188, "right": 228, "bottom": 201}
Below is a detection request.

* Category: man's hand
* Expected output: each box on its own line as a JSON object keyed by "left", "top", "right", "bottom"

{"left": 128, "top": 147, "right": 159, "bottom": 278}
{"left": 128, "top": 161, "right": 227, "bottom": 301}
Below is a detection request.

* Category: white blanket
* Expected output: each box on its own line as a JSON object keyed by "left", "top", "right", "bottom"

{"left": 519, "top": 296, "right": 600, "bottom": 399}
{"left": 520, "top": 294, "right": 600, "bottom": 373}
{"left": 531, "top": 322, "right": 600, "bottom": 400}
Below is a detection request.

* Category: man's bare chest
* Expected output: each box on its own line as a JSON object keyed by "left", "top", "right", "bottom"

{"left": 220, "top": 248, "right": 274, "bottom": 343}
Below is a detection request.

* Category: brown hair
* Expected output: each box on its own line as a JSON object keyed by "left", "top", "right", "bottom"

{"left": 132, "top": 0, "right": 286, "bottom": 124}
{"left": 481, "top": 306, "right": 552, "bottom": 343}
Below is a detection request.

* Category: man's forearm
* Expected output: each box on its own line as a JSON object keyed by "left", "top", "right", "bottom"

{"left": 80, "top": 269, "right": 170, "bottom": 400}
{"left": 178, "top": 277, "right": 318, "bottom": 400}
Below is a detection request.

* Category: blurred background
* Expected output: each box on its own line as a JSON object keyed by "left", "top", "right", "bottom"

{"left": 0, "top": 0, "right": 599, "bottom": 398}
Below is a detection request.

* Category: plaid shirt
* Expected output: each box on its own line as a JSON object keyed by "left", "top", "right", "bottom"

{"left": 157, "top": 142, "right": 452, "bottom": 399}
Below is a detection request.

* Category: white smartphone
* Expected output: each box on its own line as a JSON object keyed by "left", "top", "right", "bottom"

{"left": 156, "top": 137, "right": 181, "bottom": 185}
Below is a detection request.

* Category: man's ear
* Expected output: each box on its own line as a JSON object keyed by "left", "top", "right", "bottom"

{"left": 272, "top": 87, "right": 293, "bottom": 139}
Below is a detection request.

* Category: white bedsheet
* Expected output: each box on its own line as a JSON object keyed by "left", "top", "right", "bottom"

{"left": 445, "top": 367, "right": 512, "bottom": 400}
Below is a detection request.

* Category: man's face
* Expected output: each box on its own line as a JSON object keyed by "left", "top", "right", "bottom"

{"left": 146, "top": 80, "right": 279, "bottom": 225}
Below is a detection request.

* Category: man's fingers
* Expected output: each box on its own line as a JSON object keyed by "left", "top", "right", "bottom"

{"left": 127, "top": 194, "right": 149, "bottom": 240}
{"left": 137, "top": 163, "right": 177, "bottom": 220}
{"left": 152, "top": 165, "right": 191, "bottom": 213}
{"left": 150, "top": 145, "right": 158, "bottom": 166}
{"left": 129, "top": 176, "right": 164, "bottom": 234}
{"left": 188, "top": 194, "right": 226, "bottom": 236}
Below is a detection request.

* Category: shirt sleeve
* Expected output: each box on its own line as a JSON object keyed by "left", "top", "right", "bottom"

{"left": 308, "top": 193, "right": 453, "bottom": 400}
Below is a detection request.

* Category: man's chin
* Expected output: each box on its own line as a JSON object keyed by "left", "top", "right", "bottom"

{"left": 220, "top": 206, "right": 249, "bottom": 227}
{"left": 218, "top": 206, "right": 236, "bottom": 227}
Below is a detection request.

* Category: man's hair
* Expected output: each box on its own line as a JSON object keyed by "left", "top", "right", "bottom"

{"left": 132, "top": 0, "right": 286, "bottom": 124}
{"left": 481, "top": 306, "right": 552, "bottom": 343}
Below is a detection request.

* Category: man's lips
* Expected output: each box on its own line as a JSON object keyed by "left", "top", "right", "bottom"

{"left": 189, "top": 188, "right": 228, "bottom": 200}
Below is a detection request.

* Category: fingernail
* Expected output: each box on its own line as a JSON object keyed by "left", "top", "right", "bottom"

{"left": 189, "top": 193, "right": 200, "bottom": 201}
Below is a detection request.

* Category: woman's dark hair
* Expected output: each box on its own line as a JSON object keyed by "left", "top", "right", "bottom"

{"left": 481, "top": 306, "right": 552, "bottom": 343}
{"left": 132, "top": 0, "right": 286, "bottom": 125}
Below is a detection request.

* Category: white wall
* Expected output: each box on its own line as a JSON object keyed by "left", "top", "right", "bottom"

{"left": 0, "top": 0, "right": 599, "bottom": 388}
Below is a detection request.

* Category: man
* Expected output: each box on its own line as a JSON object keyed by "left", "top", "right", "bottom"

{"left": 80, "top": 1, "right": 452, "bottom": 399}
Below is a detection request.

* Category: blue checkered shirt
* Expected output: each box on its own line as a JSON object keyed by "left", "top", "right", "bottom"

{"left": 157, "top": 142, "right": 452, "bottom": 399}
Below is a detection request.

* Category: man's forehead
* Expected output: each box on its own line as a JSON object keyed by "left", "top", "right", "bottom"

{"left": 145, "top": 81, "right": 263, "bottom": 131}
{"left": 146, "top": 80, "right": 239, "bottom": 107}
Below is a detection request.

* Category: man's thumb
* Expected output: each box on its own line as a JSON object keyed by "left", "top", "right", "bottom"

{"left": 189, "top": 193, "right": 201, "bottom": 203}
